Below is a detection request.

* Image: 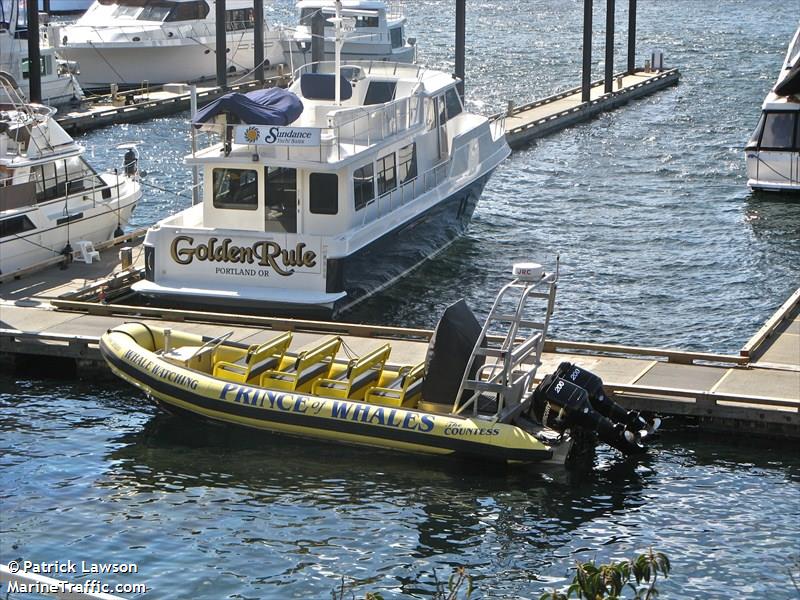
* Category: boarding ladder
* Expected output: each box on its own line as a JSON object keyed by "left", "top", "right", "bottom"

{"left": 453, "top": 262, "right": 558, "bottom": 422}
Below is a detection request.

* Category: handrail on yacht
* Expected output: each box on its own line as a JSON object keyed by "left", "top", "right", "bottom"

{"left": 54, "top": 18, "right": 257, "bottom": 45}
{"left": 195, "top": 92, "right": 424, "bottom": 163}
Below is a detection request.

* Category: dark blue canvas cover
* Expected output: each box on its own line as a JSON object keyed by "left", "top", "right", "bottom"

{"left": 193, "top": 88, "right": 304, "bottom": 127}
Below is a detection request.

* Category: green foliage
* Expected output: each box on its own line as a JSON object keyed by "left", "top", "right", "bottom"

{"left": 539, "top": 549, "right": 670, "bottom": 600}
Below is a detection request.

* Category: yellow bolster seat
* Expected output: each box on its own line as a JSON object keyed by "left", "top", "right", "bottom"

{"left": 212, "top": 331, "right": 293, "bottom": 383}
{"left": 311, "top": 343, "right": 392, "bottom": 400}
{"left": 365, "top": 362, "right": 425, "bottom": 407}
{"left": 260, "top": 336, "right": 342, "bottom": 392}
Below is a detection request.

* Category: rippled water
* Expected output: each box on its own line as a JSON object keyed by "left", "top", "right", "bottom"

{"left": 2, "top": 1, "right": 799, "bottom": 598}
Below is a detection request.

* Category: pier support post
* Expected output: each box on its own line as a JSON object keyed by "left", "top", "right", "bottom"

{"left": 627, "top": 0, "right": 637, "bottom": 73}
{"left": 581, "top": 0, "right": 593, "bottom": 103}
{"left": 604, "top": 0, "right": 614, "bottom": 93}
{"left": 215, "top": 0, "right": 227, "bottom": 90}
{"left": 455, "top": 0, "right": 466, "bottom": 99}
{"left": 254, "top": 0, "right": 264, "bottom": 82}
{"left": 311, "top": 8, "right": 325, "bottom": 72}
{"left": 26, "top": 0, "right": 41, "bottom": 103}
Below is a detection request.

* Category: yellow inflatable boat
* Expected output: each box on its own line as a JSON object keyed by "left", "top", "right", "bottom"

{"left": 100, "top": 264, "right": 656, "bottom": 464}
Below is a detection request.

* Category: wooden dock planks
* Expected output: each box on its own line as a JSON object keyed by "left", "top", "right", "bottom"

{"left": 502, "top": 69, "right": 680, "bottom": 148}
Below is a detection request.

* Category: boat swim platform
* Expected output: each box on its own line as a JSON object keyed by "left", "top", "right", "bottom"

{"left": 499, "top": 68, "right": 680, "bottom": 149}
{"left": 0, "top": 247, "right": 797, "bottom": 440}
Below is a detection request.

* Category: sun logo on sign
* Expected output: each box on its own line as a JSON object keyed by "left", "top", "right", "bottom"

{"left": 243, "top": 126, "right": 260, "bottom": 143}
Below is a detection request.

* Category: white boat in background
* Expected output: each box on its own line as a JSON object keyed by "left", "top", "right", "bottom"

{"left": 0, "top": 1, "right": 83, "bottom": 105}
{"left": 745, "top": 24, "right": 800, "bottom": 193}
{"left": 282, "top": 0, "right": 415, "bottom": 71}
{"left": 132, "top": 53, "right": 509, "bottom": 315}
{"left": 0, "top": 72, "right": 140, "bottom": 277}
{"left": 49, "top": 0, "right": 286, "bottom": 90}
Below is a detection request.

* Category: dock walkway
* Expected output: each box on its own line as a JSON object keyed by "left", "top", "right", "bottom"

{"left": 502, "top": 69, "right": 680, "bottom": 148}
{"left": 0, "top": 244, "right": 797, "bottom": 439}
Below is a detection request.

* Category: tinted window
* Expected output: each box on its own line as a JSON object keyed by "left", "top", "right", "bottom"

{"left": 166, "top": 0, "right": 208, "bottom": 21}
{"left": 376, "top": 153, "right": 396, "bottom": 196}
{"left": 66, "top": 157, "right": 106, "bottom": 195}
{"left": 390, "top": 27, "right": 402, "bottom": 49}
{"left": 760, "top": 112, "right": 796, "bottom": 149}
{"left": 310, "top": 173, "right": 338, "bottom": 215}
{"left": 225, "top": 8, "right": 253, "bottom": 30}
{"left": 353, "top": 163, "right": 374, "bottom": 211}
{"left": 265, "top": 167, "right": 297, "bottom": 233}
{"left": 212, "top": 168, "right": 258, "bottom": 210}
{"left": 746, "top": 114, "right": 765, "bottom": 149}
{"left": 354, "top": 13, "right": 379, "bottom": 27}
{"left": 0, "top": 215, "right": 36, "bottom": 238}
{"left": 364, "top": 81, "right": 397, "bottom": 105}
{"left": 444, "top": 87, "right": 462, "bottom": 122}
{"left": 397, "top": 144, "right": 417, "bottom": 184}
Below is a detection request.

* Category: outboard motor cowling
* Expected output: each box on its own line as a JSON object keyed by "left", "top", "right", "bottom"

{"left": 532, "top": 374, "right": 646, "bottom": 455}
{"left": 553, "top": 362, "right": 657, "bottom": 435}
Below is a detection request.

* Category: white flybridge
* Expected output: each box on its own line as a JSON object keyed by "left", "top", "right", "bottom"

{"left": 49, "top": 0, "right": 287, "bottom": 90}
{"left": 133, "top": 2, "right": 510, "bottom": 316}
{"left": 0, "top": 0, "right": 83, "bottom": 106}
{"left": 0, "top": 73, "right": 140, "bottom": 277}
{"left": 283, "top": 0, "right": 415, "bottom": 71}
{"left": 745, "top": 24, "right": 800, "bottom": 193}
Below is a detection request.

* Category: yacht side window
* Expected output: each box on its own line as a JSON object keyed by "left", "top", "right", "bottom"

{"left": 759, "top": 112, "right": 797, "bottom": 150}
{"left": 212, "top": 168, "right": 258, "bottom": 210}
{"left": 138, "top": 1, "right": 173, "bottom": 22}
{"left": 746, "top": 114, "right": 765, "bottom": 149}
{"left": 66, "top": 157, "right": 106, "bottom": 195}
{"left": 397, "top": 144, "right": 417, "bottom": 184}
{"left": 390, "top": 27, "right": 403, "bottom": 49}
{"left": 166, "top": 0, "right": 209, "bottom": 21}
{"left": 444, "top": 87, "right": 463, "bottom": 122}
{"left": 225, "top": 8, "right": 254, "bottom": 31}
{"left": 426, "top": 97, "right": 437, "bottom": 131}
{"left": 353, "top": 163, "right": 375, "bottom": 211}
{"left": 309, "top": 173, "right": 338, "bottom": 215}
{"left": 0, "top": 215, "right": 36, "bottom": 239}
{"left": 376, "top": 153, "right": 397, "bottom": 196}
{"left": 33, "top": 163, "right": 65, "bottom": 202}
{"left": 354, "top": 12, "right": 379, "bottom": 28}
{"left": 364, "top": 81, "right": 397, "bottom": 105}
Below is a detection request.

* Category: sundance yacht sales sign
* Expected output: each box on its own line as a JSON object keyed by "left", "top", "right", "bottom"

{"left": 235, "top": 125, "right": 320, "bottom": 146}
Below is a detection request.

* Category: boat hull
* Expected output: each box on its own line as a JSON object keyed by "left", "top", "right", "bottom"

{"left": 133, "top": 171, "right": 492, "bottom": 317}
{"left": 56, "top": 34, "right": 283, "bottom": 89}
{"left": 0, "top": 193, "right": 138, "bottom": 275}
{"left": 99, "top": 323, "right": 565, "bottom": 464}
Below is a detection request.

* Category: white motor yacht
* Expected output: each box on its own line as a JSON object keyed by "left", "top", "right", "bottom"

{"left": 0, "top": 1, "right": 83, "bottom": 106}
{"left": 282, "top": 0, "right": 415, "bottom": 72}
{"left": 49, "top": 0, "right": 286, "bottom": 90}
{"left": 745, "top": 24, "right": 800, "bottom": 193}
{"left": 0, "top": 72, "right": 140, "bottom": 277}
{"left": 132, "top": 55, "right": 510, "bottom": 316}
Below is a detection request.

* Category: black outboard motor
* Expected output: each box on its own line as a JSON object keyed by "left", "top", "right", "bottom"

{"left": 553, "top": 362, "right": 660, "bottom": 437}
{"left": 531, "top": 374, "right": 646, "bottom": 455}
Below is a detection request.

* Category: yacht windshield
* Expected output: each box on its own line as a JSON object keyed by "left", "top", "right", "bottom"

{"left": 96, "top": 0, "right": 209, "bottom": 22}
{"left": 0, "top": 0, "right": 12, "bottom": 29}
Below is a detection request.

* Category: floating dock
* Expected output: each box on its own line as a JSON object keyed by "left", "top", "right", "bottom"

{"left": 1, "top": 240, "right": 797, "bottom": 440}
{"left": 54, "top": 67, "right": 678, "bottom": 146}
{"left": 500, "top": 69, "right": 679, "bottom": 148}
{"left": 56, "top": 74, "right": 290, "bottom": 134}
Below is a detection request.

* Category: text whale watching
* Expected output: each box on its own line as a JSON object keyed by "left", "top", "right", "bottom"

{"left": 132, "top": 51, "right": 510, "bottom": 315}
